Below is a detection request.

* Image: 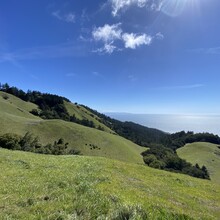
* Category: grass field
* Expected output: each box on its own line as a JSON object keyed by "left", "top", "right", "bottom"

{"left": 0, "top": 148, "right": 219, "bottom": 219}
{"left": 177, "top": 142, "right": 220, "bottom": 184}
{"left": 0, "top": 91, "right": 144, "bottom": 164}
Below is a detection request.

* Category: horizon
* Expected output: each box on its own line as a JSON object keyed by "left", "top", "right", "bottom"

{"left": 106, "top": 112, "right": 220, "bottom": 135}
{"left": 1, "top": 0, "right": 220, "bottom": 115}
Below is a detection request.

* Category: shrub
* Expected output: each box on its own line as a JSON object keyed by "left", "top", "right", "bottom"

{"left": 0, "top": 133, "right": 21, "bottom": 150}
{"left": 30, "top": 109, "right": 39, "bottom": 116}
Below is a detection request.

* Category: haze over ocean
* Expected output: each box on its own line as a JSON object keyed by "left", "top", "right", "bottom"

{"left": 107, "top": 113, "right": 220, "bottom": 136}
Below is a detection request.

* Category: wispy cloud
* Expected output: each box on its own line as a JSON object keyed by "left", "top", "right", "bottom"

{"left": 128, "top": 74, "right": 138, "bottom": 82}
{"left": 80, "top": 9, "right": 90, "bottom": 25}
{"left": 155, "top": 84, "right": 205, "bottom": 90}
{"left": 92, "top": 42, "right": 118, "bottom": 54}
{"left": 92, "top": 23, "right": 153, "bottom": 54}
{"left": 122, "top": 33, "right": 152, "bottom": 49}
{"left": 92, "top": 23, "right": 122, "bottom": 42}
{"left": 92, "top": 71, "right": 104, "bottom": 78}
{"left": 0, "top": 42, "right": 89, "bottom": 62}
{"left": 189, "top": 47, "right": 220, "bottom": 55}
{"left": 109, "top": 0, "right": 164, "bottom": 16}
{"left": 155, "top": 32, "right": 164, "bottom": 40}
{"left": 111, "top": 0, "right": 147, "bottom": 17}
{"left": 92, "top": 23, "right": 123, "bottom": 54}
{"left": 52, "top": 10, "right": 75, "bottom": 23}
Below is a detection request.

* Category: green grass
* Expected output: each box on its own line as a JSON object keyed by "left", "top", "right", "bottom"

{"left": 64, "top": 101, "right": 114, "bottom": 134}
{"left": 177, "top": 142, "right": 220, "bottom": 184}
{"left": 0, "top": 92, "right": 144, "bottom": 164}
{"left": 0, "top": 91, "right": 39, "bottom": 120}
{"left": 0, "top": 148, "right": 219, "bottom": 219}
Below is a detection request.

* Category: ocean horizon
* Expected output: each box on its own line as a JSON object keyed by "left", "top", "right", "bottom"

{"left": 106, "top": 113, "right": 220, "bottom": 136}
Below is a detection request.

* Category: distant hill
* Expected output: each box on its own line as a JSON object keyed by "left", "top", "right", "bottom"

{"left": 177, "top": 142, "right": 220, "bottom": 184}
{"left": 81, "top": 105, "right": 167, "bottom": 146}
{"left": 0, "top": 148, "right": 219, "bottom": 220}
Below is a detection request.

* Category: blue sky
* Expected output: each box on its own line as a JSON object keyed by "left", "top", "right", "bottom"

{"left": 0, "top": 0, "right": 220, "bottom": 114}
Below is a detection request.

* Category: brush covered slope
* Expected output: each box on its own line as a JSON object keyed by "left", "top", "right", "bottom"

{"left": 177, "top": 142, "right": 220, "bottom": 184}
{"left": 0, "top": 91, "right": 144, "bottom": 163}
{"left": 0, "top": 148, "right": 219, "bottom": 220}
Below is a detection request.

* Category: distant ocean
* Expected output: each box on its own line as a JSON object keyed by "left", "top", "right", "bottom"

{"left": 106, "top": 113, "right": 220, "bottom": 136}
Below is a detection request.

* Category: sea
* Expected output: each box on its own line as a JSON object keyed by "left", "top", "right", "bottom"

{"left": 106, "top": 113, "right": 220, "bottom": 136}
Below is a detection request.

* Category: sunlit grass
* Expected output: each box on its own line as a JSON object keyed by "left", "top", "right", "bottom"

{"left": 177, "top": 142, "right": 220, "bottom": 184}
{"left": 0, "top": 149, "right": 219, "bottom": 219}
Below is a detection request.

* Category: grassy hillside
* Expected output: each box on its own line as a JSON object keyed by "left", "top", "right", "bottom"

{"left": 64, "top": 101, "right": 114, "bottom": 133}
{"left": 177, "top": 142, "right": 220, "bottom": 184}
{"left": 0, "top": 148, "right": 219, "bottom": 219}
{"left": 0, "top": 91, "right": 39, "bottom": 120}
{"left": 0, "top": 92, "right": 144, "bottom": 164}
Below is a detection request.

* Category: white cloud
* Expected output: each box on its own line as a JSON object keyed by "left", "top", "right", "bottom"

{"left": 92, "top": 23, "right": 155, "bottom": 54}
{"left": 93, "top": 42, "right": 117, "bottom": 54}
{"left": 92, "top": 23, "right": 122, "bottom": 42}
{"left": 103, "top": 43, "right": 117, "bottom": 53}
{"left": 111, "top": 0, "right": 147, "bottom": 16}
{"left": 122, "top": 33, "right": 152, "bottom": 49}
{"left": 52, "top": 11, "right": 75, "bottom": 23}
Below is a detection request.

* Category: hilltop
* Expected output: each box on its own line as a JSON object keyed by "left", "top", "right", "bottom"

{"left": 177, "top": 142, "right": 220, "bottom": 184}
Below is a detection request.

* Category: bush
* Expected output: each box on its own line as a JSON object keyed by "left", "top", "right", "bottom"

{"left": 0, "top": 133, "right": 21, "bottom": 150}
{"left": 143, "top": 154, "right": 157, "bottom": 165}
{"left": 149, "top": 160, "right": 165, "bottom": 169}
{"left": 30, "top": 109, "right": 39, "bottom": 116}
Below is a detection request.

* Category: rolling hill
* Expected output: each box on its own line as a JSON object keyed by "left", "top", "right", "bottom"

{"left": 0, "top": 148, "right": 219, "bottom": 219}
{"left": 177, "top": 142, "right": 220, "bottom": 184}
{"left": 0, "top": 88, "right": 220, "bottom": 219}
{"left": 0, "top": 91, "right": 144, "bottom": 164}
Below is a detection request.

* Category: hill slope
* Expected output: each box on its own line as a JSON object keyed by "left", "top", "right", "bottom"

{"left": 0, "top": 148, "right": 219, "bottom": 219}
{"left": 64, "top": 101, "right": 114, "bottom": 133}
{"left": 177, "top": 142, "right": 220, "bottom": 184}
{"left": 0, "top": 91, "right": 144, "bottom": 164}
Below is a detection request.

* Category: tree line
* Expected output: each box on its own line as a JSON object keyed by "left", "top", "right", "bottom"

{"left": 162, "top": 131, "right": 220, "bottom": 150}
